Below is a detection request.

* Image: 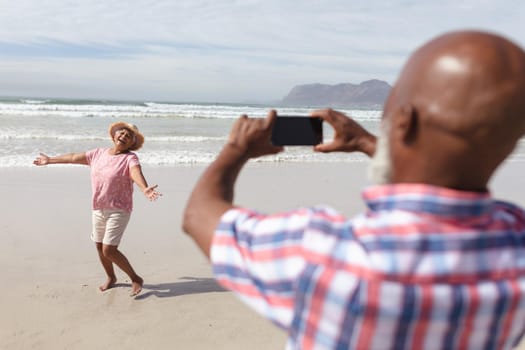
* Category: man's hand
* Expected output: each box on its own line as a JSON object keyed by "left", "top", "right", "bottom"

{"left": 312, "top": 109, "right": 377, "bottom": 157}
{"left": 227, "top": 110, "right": 284, "bottom": 159}
{"left": 182, "top": 110, "right": 283, "bottom": 257}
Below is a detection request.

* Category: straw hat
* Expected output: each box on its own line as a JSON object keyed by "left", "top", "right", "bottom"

{"left": 108, "top": 122, "right": 145, "bottom": 151}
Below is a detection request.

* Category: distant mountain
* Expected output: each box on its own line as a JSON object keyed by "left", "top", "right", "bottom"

{"left": 281, "top": 79, "right": 391, "bottom": 107}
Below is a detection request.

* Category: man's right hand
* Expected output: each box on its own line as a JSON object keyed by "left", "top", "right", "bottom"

{"left": 226, "top": 110, "right": 284, "bottom": 160}
{"left": 312, "top": 109, "right": 377, "bottom": 157}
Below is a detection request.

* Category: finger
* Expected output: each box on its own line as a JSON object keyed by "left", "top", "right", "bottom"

{"left": 272, "top": 146, "right": 285, "bottom": 154}
{"left": 314, "top": 142, "right": 338, "bottom": 153}
{"left": 313, "top": 109, "right": 348, "bottom": 127}
{"left": 263, "top": 110, "right": 277, "bottom": 129}
{"left": 310, "top": 108, "right": 333, "bottom": 121}
{"left": 230, "top": 114, "right": 248, "bottom": 135}
{"left": 234, "top": 114, "right": 248, "bottom": 128}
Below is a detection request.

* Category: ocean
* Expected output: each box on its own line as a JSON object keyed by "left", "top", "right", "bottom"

{"left": 0, "top": 97, "right": 523, "bottom": 167}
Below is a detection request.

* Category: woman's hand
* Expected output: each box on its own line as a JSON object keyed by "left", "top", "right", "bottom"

{"left": 33, "top": 153, "right": 50, "bottom": 166}
{"left": 144, "top": 185, "right": 162, "bottom": 201}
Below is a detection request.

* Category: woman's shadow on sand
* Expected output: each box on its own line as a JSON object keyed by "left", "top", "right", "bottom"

{"left": 134, "top": 276, "right": 226, "bottom": 300}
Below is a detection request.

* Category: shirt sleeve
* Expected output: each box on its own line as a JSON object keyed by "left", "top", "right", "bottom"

{"left": 85, "top": 148, "right": 99, "bottom": 166}
{"left": 127, "top": 152, "right": 140, "bottom": 168}
{"left": 211, "top": 206, "right": 326, "bottom": 328}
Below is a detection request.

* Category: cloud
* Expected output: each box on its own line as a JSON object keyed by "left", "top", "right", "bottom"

{"left": 0, "top": 0, "right": 523, "bottom": 102}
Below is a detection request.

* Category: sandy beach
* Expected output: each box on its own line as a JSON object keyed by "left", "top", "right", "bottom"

{"left": 1, "top": 160, "right": 525, "bottom": 349}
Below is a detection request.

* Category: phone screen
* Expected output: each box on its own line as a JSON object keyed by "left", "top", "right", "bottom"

{"left": 271, "top": 116, "right": 323, "bottom": 146}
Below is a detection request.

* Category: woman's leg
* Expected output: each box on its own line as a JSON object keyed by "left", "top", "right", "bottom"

{"left": 102, "top": 244, "right": 143, "bottom": 296}
{"left": 95, "top": 242, "right": 117, "bottom": 291}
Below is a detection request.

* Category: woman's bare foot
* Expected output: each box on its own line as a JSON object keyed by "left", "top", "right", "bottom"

{"left": 99, "top": 276, "right": 117, "bottom": 292}
{"left": 130, "top": 276, "right": 143, "bottom": 297}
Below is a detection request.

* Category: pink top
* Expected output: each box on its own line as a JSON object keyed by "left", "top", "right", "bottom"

{"left": 85, "top": 148, "right": 140, "bottom": 213}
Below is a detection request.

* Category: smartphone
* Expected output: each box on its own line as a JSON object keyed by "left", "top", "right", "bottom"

{"left": 271, "top": 116, "right": 323, "bottom": 146}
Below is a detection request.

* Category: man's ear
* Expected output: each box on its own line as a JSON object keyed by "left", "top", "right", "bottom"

{"left": 392, "top": 104, "right": 419, "bottom": 145}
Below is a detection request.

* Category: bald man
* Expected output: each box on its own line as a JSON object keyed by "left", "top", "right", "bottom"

{"left": 183, "top": 31, "right": 525, "bottom": 349}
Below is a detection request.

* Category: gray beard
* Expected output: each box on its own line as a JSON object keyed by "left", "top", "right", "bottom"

{"left": 367, "top": 125, "right": 392, "bottom": 185}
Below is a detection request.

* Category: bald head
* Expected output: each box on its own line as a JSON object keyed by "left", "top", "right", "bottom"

{"left": 384, "top": 31, "right": 525, "bottom": 191}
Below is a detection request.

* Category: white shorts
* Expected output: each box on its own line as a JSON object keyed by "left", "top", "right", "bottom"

{"left": 91, "top": 209, "right": 131, "bottom": 246}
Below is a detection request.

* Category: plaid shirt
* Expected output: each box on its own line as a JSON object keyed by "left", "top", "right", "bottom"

{"left": 211, "top": 184, "right": 525, "bottom": 349}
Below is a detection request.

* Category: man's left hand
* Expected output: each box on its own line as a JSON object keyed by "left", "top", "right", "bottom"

{"left": 227, "top": 110, "right": 284, "bottom": 159}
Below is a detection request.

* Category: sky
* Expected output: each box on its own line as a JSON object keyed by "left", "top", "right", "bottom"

{"left": 0, "top": 0, "right": 523, "bottom": 103}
